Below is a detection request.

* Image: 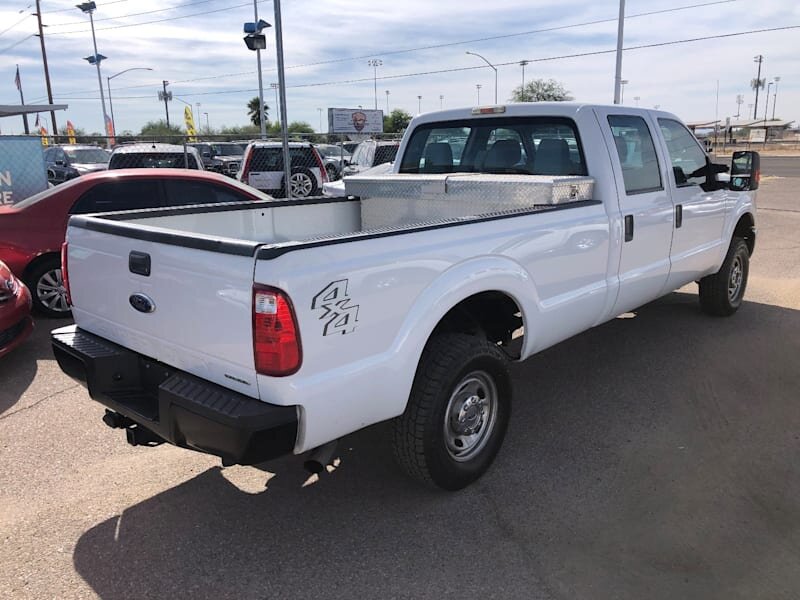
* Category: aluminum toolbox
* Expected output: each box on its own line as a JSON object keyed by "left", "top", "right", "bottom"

{"left": 345, "top": 173, "right": 595, "bottom": 230}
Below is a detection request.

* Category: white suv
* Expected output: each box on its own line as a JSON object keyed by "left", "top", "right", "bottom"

{"left": 237, "top": 141, "right": 327, "bottom": 198}
{"left": 108, "top": 143, "right": 204, "bottom": 170}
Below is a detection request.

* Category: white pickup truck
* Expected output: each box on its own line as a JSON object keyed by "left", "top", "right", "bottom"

{"left": 52, "top": 103, "right": 759, "bottom": 490}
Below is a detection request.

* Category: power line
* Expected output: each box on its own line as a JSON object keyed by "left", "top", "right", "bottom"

{"left": 42, "top": 0, "right": 135, "bottom": 15}
{"left": 0, "top": 33, "right": 35, "bottom": 54}
{"left": 0, "top": 12, "right": 32, "bottom": 39}
{"left": 46, "top": 24, "right": 799, "bottom": 101}
{"left": 47, "top": 0, "right": 222, "bottom": 28}
{"left": 47, "top": 0, "right": 268, "bottom": 35}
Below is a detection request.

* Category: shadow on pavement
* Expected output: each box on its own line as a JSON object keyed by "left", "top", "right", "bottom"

{"left": 73, "top": 293, "right": 800, "bottom": 600}
{"left": 0, "top": 316, "right": 71, "bottom": 415}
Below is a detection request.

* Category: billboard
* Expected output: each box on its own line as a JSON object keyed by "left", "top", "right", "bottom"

{"left": 328, "top": 108, "right": 384, "bottom": 134}
{"left": 0, "top": 136, "right": 48, "bottom": 205}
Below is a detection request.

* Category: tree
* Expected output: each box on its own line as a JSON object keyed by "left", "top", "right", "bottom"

{"left": 139, "top": 119, "right": 184, "bottom": 143}
{"left": 247, "top": 97, "right": 270, "bottom": 127}
{"left": 384, "top": 109, "right": 412, "bottom": 134}
{"left": 510, "top": 79, "right": 573, "bottom": 102}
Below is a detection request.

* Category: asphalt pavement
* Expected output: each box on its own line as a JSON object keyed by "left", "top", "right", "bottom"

{"left": 1, "top": 166, "right": 799, "bottom": 599}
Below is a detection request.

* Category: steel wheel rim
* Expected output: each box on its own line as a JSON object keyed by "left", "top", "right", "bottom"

{"left": 443, "top": 370, "right": 498, "bottom": 462}
{"left": 290, "top": 173, "right": 313, "bottom": 197}
{"left": 37, "top": 268, "right": 70, "bottom": 312}
{"left": 728, "top": 255, "right": 744, "bottom": 301}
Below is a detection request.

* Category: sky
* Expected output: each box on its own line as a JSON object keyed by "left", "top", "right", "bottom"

{"left": 0, "top": 0, "right": 797, "bottom": 135}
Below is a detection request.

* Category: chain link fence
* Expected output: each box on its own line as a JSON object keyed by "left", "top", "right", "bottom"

{"left": 0, "top": 132, "right": 403, "bottom": 200}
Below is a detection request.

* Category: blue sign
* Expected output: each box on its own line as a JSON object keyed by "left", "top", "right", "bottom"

{"left": 0, "top": 136, "right": 48, "bottom": 205}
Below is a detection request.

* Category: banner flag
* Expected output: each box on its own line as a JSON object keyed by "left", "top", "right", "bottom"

{"left": 39, "top": 126, "right": 49, "bottom": 146}
{"left": 105, "top": 114, "right": 115, "bottom": 147}
{"left": 66, "top": 120, "right": 77, "bottom": 144}
{"left": 184, "top": 106, "right": 197, "bottom": 142}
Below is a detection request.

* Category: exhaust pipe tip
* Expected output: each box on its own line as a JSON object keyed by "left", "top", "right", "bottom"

{"left": 303, "top": 440, "right": 338, "bottom": 474}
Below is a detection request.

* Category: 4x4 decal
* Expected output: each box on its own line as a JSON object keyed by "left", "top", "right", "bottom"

{"left": 311, "top": 279, "right": 360, "bottom": 336}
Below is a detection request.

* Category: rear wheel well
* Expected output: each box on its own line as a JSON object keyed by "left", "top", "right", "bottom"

{"left": 23, "top": 252, "right": 60, "bottom": 284}
{"left": 431, "top": 291, "right": 523, "bottom": 359}
{"left": 734, "top": 213, "right": 755, "bottom": 256}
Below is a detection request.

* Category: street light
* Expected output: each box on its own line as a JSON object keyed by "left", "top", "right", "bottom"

{"left": 519, "top": 60, "right": 529, "bottom": 95}
{"left": 439, "top": 94, "right": 444, "bottom": 109}
{"left": 243, "top": 12, "right": 272, "bottom": 139}
{"left": 476, "top": 84, "right": 482, "bottom": 104}
{"left": 317, "top": 107, "right": 322, "bottom": 133}
{"left": 203, "top": 112, "right": 209, "bottom": 130}
{"left": 620, "top": 79, "right": 629, "bottom": 103}
{"left": 270, "top": 83, "right": 280, "bottom": 127}
{"left": 107, "top": 67, "right": 152, "bottom": 136}
{"left": 368, "top": 59, "right": 382, "bottom": 110}
{"left": 385, "top": 89, "right": 390, "bottom": 113}
{"left": 772, "top": 76, "right": 781, "bottom": 119}
{"left": 633, "top": 95, "right": 640, "bottom": 107}
{"left": 466, "top": 51, "right": 497, "bottom": 103}
{"left": 76, "top": 1, "right": 110, "bottom": 143}
{"left": 417, "top": 95, "right": 422, "bottom": 114}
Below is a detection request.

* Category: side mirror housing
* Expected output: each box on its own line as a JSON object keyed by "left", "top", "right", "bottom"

{"left": 729, "top": 151, "right": 760, "bottom": 191}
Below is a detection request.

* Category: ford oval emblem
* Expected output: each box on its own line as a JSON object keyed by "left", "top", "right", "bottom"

{"left": 129, "top": 293, "right": 156, "bottom": 313}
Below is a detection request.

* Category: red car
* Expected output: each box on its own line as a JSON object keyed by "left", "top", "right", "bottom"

{"left": 0, "top": 259, "right": 33, "bottom": 358}
{"left": 0, "top": 169, "right": 274, "bottom": 317}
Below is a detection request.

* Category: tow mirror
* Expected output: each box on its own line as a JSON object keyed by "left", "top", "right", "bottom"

{"left": 730, "top": 151, "right": 760, "bottom": 191}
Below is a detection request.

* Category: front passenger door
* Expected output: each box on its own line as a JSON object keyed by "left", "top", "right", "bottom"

{"left": 656, "top": 118, "right": 728, "bottom": 289}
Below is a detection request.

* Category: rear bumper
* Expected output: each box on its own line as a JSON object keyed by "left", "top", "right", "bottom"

{"left": 51, "top": 325, "right": 298, "bottom": 465}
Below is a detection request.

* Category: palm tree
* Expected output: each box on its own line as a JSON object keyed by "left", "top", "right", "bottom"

{"left": 247, "top": 97, "right": 270, "bottom": 127}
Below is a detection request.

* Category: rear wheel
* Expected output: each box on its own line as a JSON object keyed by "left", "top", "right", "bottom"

{"left": 392, "top": 333, "right": 511, "bottom": 490}
{"left": 282, "top": 169, "right": 318, "bottom": 198}
{"left": 698, "top": 237, "right": 749, "bottom": 316}
{"left": 26, "top": 256, "right": 71, "bottom": 318}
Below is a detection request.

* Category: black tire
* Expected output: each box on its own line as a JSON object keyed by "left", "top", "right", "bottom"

{"left": 698, "top": 237, "right": 749, "bottom": 317}
{"left": 281, "top": 168, "right": 318, "bottom": 198}
{"left": 392, "top": 333, "right": 511, "bottom": 490}
{"left": 26, "top": 255, "right": 72, "bottom": 318}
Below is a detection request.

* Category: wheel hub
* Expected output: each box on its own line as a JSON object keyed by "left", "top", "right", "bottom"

{"left": 453, "top": 395, "right": 487, "bottom": 435}
{"left": 443, "top": 371, "right": 498, "bottom": 462}
{"left": 728, "top": 256, "right": 743, "bottom": 300}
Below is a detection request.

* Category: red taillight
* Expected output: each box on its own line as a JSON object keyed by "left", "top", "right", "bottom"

{"left": 252, "top": 285, "right": 301, "bottom": 376}
{"left": 240, "top": 147, "right": 253, "bottom": 183}
{"left": 313, "top": 148, "right": 328, "bottom": 184}
{"left": 60, "top": 241, "right": 71, "bottom": 306}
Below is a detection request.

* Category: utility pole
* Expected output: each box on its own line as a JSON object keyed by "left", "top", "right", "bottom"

{"left": 15, "top": 64, "right": 30, "bottom": 134}
{"left": 161, "top": 80, "right": 171, "bottom": 128}
{"left": 613, "top": 0, "right": 626, "bottom": 104}
{"left": 752, "top": 54, "right": 764, "bottom": 119}
{"left": 772, "top": 76, "right": 780, "bottom": 120}
{"left": 34, "top": 0, "right": 58, "bottom": 136}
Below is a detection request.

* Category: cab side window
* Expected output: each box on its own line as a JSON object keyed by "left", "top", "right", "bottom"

{"left": 607, "top": 115, "right": 662, "bottom": 195}
{"left": 70, "top": 180, "right": 162, "bottom": 213}
{"left": 163, "top": 180, "right": 250, "bottom": 206}
{"left": 658, "top": 118, "right": 707, "bottom": 186}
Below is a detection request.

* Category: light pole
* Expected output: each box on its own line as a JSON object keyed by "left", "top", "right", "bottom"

{"left": 613, "top": 0, "right": 626, "bottom": 104}
{"left": 772, "top": 76, "right": 781, "bottom": 119}
{"left": 633, "top": 95, "right": 640, "bottom": 107}
{"left": 385, "top": 90, "right": 390, "bottom": 113}
{"left": 317, "top": 107, "right": 322, "bottom": 133}
{"left": 620, "top": 79, "right": 629, "bottom": 103}
{"left": 466, "top": 51, "right": 497, "bottom": 103}
{"left": 270, "top": 83, "right": 280, "bottom": 128}
{"left": 752, "top": 54, "right": 764, "bottom": 119}
{"left": 439, "top": 95, "right": 444, "bottom": 109}
{"left": 107, "top": 67, "right": 152, "bottom": 136}
{"left": 243, "top": 11, "right": 271, "bottom": 140}
{"left": 368, "top": 59, "right": 382, "bottom": 110}
{"left": 204, "top": 112, "right": 210, "bottom": 130}
{"left": 77, "top": 2, "right": 110, "bottom": 142}
{"left": 476, "top": 84, "right": 482, "bottom": 104}
{"left": 519, "top": 60, "right": 529, "bottom": 97}
{"left": 417, "top": 95, "right": 422, "bottom": 114}
{"left": 735, "top": 94, "right": 743, "bottom": 118}
{"left": 159, "top": 80, "right": 171, "bottom": 128}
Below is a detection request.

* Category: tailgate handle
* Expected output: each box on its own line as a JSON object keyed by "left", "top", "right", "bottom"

{"left": 129, "top": 251, "right": 151, "bottom": 276}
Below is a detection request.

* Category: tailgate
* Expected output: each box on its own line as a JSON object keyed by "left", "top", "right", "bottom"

{"left": 66, "top": 223, "right": 261, "bottom": 399}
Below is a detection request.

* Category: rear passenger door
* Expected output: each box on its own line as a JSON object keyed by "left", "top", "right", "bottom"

{"left": 656, "top": 118, "right": 728, "bottom": 288}
{"left": 595, "top": 109, "right": 675, "bottom": 314}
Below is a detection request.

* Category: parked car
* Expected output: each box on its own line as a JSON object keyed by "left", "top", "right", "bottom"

{"left": 314, "top": 144, "right": 352, "bottom": 181}
{"left": 44, "top": 145, "right": 110, "bottom": 185}
{"left": 0, "top": 259, "right": 33, "bottom": 359}
{"left": 237, "top": 141, "right": 327, "bottom": 198}
{"left": 189, "top": 142, "right": 245, "bottom": 176}
{"left": 341, "top": 140, "right": 399, "bottom": 177}
{"left": 108, "top": 143, "right": 204, "bottom": 170}
{"left": 52, "top": 103, "right": 758, "bottom": 490}
{"left": 0, "top": 169, "right": 273, "bottom": 317}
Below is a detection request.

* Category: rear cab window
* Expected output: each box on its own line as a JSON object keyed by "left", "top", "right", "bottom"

{"left": 399, "top": 116, "right": 587, "bottom": 177}
{"left": 607, "top": 115, "right": 663, "bottom": 195}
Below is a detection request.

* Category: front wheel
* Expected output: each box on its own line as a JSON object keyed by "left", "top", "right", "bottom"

{"left": 698, "top": 237, "right": 750, "bottom": 316}
{"left": 392, "top": 333, "right": 511, "bottom": 490}
{"left": 26, "top": 256, "right": 71, "bottom": 318}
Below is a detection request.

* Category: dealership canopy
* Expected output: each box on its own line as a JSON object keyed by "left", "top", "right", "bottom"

{"left": 0, "top": 104, "right": 68, "bottom": 118}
